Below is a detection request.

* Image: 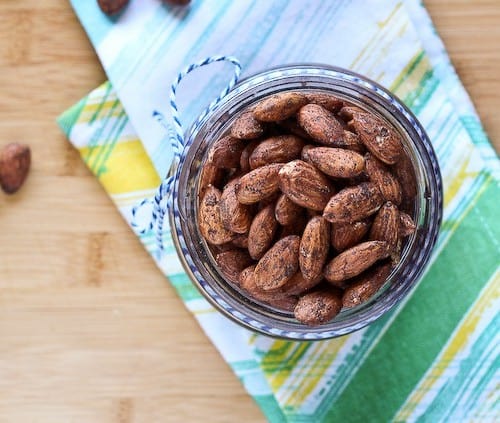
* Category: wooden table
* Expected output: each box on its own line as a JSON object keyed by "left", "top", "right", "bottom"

{"left": 0, "top": 1, "right": 498, "bottom": 422}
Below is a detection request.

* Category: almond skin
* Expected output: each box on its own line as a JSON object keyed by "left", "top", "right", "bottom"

{"left": 305, "top": 93, "right": 344, "bottom": 112}
{"left": 219, "top": 178, "right": 253, "bottom": 234}
{"left": 248, "top": 204, "right": 279, "bottom": 260}
{"left": 342, "top": 262, "right": 393, "bottom": 308}
{"left": 236, "top": 163, "right": 283, "bottom": 204}
{"left": 323, "top": 182, "right": 383, "bottom": 224}
{"left": 324, "top": 240, "right": 390, "bottom": 283}
{"left": 365, "top": 153, "right": 402, "bottom": 205}
{"left": 0, "top": 143, "right": 31, "bottom": 194}
{"left": 350, "top": 111, "right": 404, "bottom": 164}
{"left": 331, "top": 219, "right": 371, "bottom": 252}
{"left": 216, "top": 250, "right": 254, "bottom": 284}
{"left": 253, "top": 92, "right": 308, "bottom": 122}
{"left": 297, "top": 104, "right": 344, "bottom": 146}
{"left": 230, "top": 111, "right": 265, "bottom": 140}
{"left": 249, "top": 135, "right": 304, "bottom": 169}
{"left": 299, "top": 216, "right": 330, "bottom": 282}
{"left": 399, "top": 212, "right": 417, "bottom": 237}
{"left": 208, "top": 136, "right": 245, "bottom": 168}
{"left": 280, "top": 271, "right": 322, "bottom": 296}
{"left": 275, "top": 194, "right": 304, "bottom": 226}
{"left": 254, "top": 235, "right": 300, "bottom": 291}
{"left": 198, "top": 186, "right": 235, "bottom": 245}
{"left": 278, "top": 160, "right": 334, "bottom": 211}
{"left": 239, "top": 140, "right": 259, "bottom": 174}
{"left": 294, "top": 289, "right": 343, "bottom": 325}
{"left": 392, "top": 151, "right": 417, "bottom": 213}
{"left": 307, "top": 147, "right": 365, "bottom": 178}
{"left": 369, "top": 202, "right": 400, "bottom": 251}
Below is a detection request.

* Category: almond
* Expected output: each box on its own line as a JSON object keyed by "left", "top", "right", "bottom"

{"left": 239, "top": 140, "right": 259, "bottom": 173}
{"left": 216, "top": 250, "right": 254, "bottom": 284}
{"left": 253, "top": 92, "right": 308, "bottom": 122}
{"left": 365, "top": 153, "right": 402, "bottom": 205}
{"left": 277, "top": 118, "right": 311, "bottom": 139}
{"left": 342, "top": 262, "right": 393, "bottom": 308}
{"left": 249, "top": 135, "right": 304, "bottom": 169}
{"left": 297, "top": 104, "right": 344, "bottom": 146}
{"left": 254, "top": 235, "right": 300, "bottom": 290}
{"left": 369, "top": 202, "right": 399, "bottom": 251}
{"left": 239, "top": 265, "right": 298, "bottom": 311}
{"left": 350, "top": 111, "right": 404, "bottom": 164}
{"left": 248, "top": 204, "right": 278, "bottom": 260}
{"left": 219, "top": 178, "right": 253, "bottom": 234}
{"left": 305, "top": 93, "right": 344, "bottom": 112}
{"left": 208, "top": 136, "right": 245, "bottom": 169}
{"left": 324, "top": 240, "right": 390, "bottom": 283}
{"left": 294, "top": 289, "right": 343, "bottom": 325}
{"left": 399, "top": 211, "right": 417, "bottom": 237}
{"left": 323, "top": 182, "right": 383, "bottom": 224}
{"left": 278, "top": 160, "right": 334, "bottom": 211}
{"left": 392, "top": 151, "right": 417, "bottom": 212}
{"left": 199, "top": 160, "right": 225, "bottom": 196}
{"left": 236, "top": 163, "right": 283, "bottom": 204}
{"left": 231, "top": 233, "right": 249, "bottom": 249}
{"left": 331, "top": 219, "right": 371, "bottom": 252}
{"left": 280, "top": 271, "right": 322, "bottom": 296}
{"left": 230, "top": 111, "right": 265, "bottom": 140}
{"left": 341, "top": 130, "right": 365, "bottom": 153}
{"left": 307, "top": 147, "right": 365, "bottom": 178}
{"left": 0, "top": 143, "right": 31, "bottom": 194}
{"left": 300, "top": 144, "right": 315, "bottom": 162}
{"left": 198, "top": 186, "right": 235, "bottom": 245}
{"left": 97, "top": 0, "right": 129, "bottom": 15}
{"left": 299, "top": 216, "right": 330, "bottom": 282}
{"left": 275, "top": 194, "right": 304, "bottom": 226}
{"left": 338, "top": 105, "right": 365, "bottom": 121}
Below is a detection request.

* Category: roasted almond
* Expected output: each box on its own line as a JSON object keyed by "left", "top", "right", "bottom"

{"left": 216, "top": 250, "right": 254, "bottom": 284}
{"left": 338, "top": 105, "right": 366, "bottom": 121}
{"left": 305, "top": 93, "right": 344, "bottom": 112}
{"left": 275, "top": 194, "right": 304, "bottom": 226}
{"left": 392, "top": 151, "right": 417, "bottom": 212}
{"left": 198, "top": 186, "right": 235, "bottom": 245}
{"left": 208, "top": 136, "right": 245, "bottom": 168}
{"left": 278, "top": 160, "right": 334, "bottom": 211}
{"left": 399, "top": 211, "right": 417, "bottom": 237}
{"left": 254, "top": 235, "right": 300, "bottom": 291}
{"left": 350, "top": 111, "right": 404, "bottom": 164}
{"left": 219, "top": 178, "right": 253, "bottom": 234}
{"left": 324, "top": 240, "right": 390, "bottom": 283}
{"left": 342, "top": 262, "right": 393, "bottom": 308}
{"left": 323, "top": 182, "right": 383, "bottom": 223}
{"left": 307, "top": 147, "right": 365, "bottom": 178}
{"left": 299, "top": 216, "right": 330, "bottom": 282}
{"left": 294, "top": 289, "right": 343, "bottom": 326}
{"left": 249, "top": 135, "right": 304, "bottom": 169}
{"left": 230, "top": 111, "right": 265, "bottom": 139}
{"left": 236, "top": 163, "right": 283, "bottom": 204}
{"left": 297, "top": 104, "right": 344, "bottom": 146}
{"left": 253, "top": 92, "right": 308, "bottom": 122}
{"left": 281, "top": 271, "right": 322, "bottom": 296}
{"left": 199, "top": 160, "right": 225, "bottom": 196}
{"left": 365, "top": 153, "right": 402, "bottom": 205}
{"left": 248, "top": 204, "right": 279, "bottom": 260}
{"left": 331, "top": 219, "right": 371, "bottom": 252}
{"left": 341, "top": 130, "right": 365, "bottom": 153}
{"left": 231, "top": 233, "right": 249, "bottom": 249}
{"left": 277, "top": 118, "right": 311, "bottom": 139}
{"left": 0, "top": 143, "right": 31, "bottom": 194}
{"left": 239, "top": 140, "right": 259, "bottom": 173}
{"left": 369, "top": 202, "right": 399, "bottom": 251}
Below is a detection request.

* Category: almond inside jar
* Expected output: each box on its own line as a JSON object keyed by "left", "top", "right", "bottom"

{"left": 196, "top": 90, "right": 417, "bottom": 326}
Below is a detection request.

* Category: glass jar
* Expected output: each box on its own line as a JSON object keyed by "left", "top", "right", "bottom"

{"left": 169, "top": 64, "right": 442, "bottom": 340}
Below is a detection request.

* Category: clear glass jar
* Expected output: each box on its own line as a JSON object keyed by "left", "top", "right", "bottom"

{"left": 169, "top": 64, "right": 442, "bottom": 340}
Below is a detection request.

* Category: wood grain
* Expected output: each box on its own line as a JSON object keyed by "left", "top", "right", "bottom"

{"left": 0, "top": 1, "right": 498, "bottom": 422}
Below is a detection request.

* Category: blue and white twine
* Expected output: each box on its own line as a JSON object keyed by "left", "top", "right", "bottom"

{"left": 131, "top": 55, "right": 242, "bottom": 255}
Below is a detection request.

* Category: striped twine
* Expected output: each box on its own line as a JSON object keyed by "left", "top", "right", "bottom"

{"left": 131, "top": 56, "right": 242, "bottom": 255}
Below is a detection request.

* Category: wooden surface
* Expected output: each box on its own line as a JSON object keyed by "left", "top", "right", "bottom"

{"left": 0, "top": 1, "right": 498, "bottom": 422}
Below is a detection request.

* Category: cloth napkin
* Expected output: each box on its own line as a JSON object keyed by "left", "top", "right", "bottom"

{"left": 58, "top": 0, "right": 500, "bottom": 421}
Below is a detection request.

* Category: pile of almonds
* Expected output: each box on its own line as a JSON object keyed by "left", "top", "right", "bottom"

{"left": 197, "top": 91, "right": 417, "bottom": 326}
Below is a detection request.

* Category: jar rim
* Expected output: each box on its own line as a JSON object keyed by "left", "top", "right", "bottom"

{"left": 169, "top": 64, "right": 443, "bottom": 340}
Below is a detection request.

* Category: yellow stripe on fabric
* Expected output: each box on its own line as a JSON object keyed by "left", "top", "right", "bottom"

{"left": 394, "top": 270, "right": 500, "bottom": 421}
{"left": 79, "top": 102, "right": 125, "bottom": 124}
{"left": 350, "top": 2, "right": 402, "bottom": 70}
{"left": 443, "top": 144, "right": 478, "bottom": 209}
{"left": 78, "top": 139, "right": 160, "bottom": 195}
{"left": 283, "top": 336, "right": 349, "bottom": 408}
{"left": 390, "top": 51, "right": 428, "bottom": 99}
